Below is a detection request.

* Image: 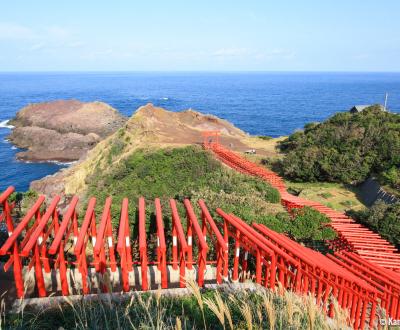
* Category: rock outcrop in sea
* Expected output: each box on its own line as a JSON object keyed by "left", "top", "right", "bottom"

{"left": 8, "top": 100, "right": 127, "bottom": 162}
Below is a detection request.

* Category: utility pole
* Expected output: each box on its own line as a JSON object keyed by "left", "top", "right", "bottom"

{"left": 384, "top": 92, "right": 388, "bottom": 111}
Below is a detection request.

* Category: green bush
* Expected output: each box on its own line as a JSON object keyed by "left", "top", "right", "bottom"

{"left": 278, "top": 105, "right": 400, "bottom": 188}
{"left": 380, "top": 166, "right": 400, "bottom": 189}
{"left": 1, "top": 190, "right": 38, "bottom": 216}
{"left": 289, "top": 207, "right": 336, "bottom": 241}
{"left": 340, "top": 200, "right": 354, "bottom": 207}
{"left": 107, "top": 138, "right": 126, "bottom": 164}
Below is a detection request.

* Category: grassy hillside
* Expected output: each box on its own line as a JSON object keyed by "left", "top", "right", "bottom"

{"left": 278, "top": 105, "right": 400, "bottom": 191}
{"left": 85, "top": 145, "right": 282, "bottom": 224}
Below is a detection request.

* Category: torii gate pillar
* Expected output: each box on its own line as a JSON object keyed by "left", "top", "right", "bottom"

{"left": 202, "top": 131, "right": 221, "bottom": 149}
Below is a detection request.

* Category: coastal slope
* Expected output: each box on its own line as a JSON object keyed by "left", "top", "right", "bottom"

{"left": 31, "top": 103, "right": 280, "bottom": 200}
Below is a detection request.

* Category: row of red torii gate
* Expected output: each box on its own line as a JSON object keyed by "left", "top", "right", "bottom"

{"left": 0, "top": 132, "right": 399, "bottom": 329}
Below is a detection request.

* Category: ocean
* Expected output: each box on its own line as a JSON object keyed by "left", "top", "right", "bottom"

{"left": 1, "top": 72, "right": 400, "bottom": 192}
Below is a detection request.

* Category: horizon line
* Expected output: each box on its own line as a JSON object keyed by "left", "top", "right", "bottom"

{"left": 1, "top": 70, "right": 400, "bottom": 74}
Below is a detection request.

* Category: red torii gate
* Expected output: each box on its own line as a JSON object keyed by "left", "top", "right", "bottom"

{"left": 206, "top": 140, "right": 400, "bottom": 273}
{"left": 202, "top": 130, "right": 220, "bottom": 148}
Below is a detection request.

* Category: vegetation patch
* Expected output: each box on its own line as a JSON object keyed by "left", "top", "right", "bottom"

{"left": 284, "top": 181, "right": 365, "bottom": 212}
{"left": 278, "top": 105, "right": 400, "bottom": 190}
{"left": 86, "top": 145, "right": 280, "bottom": 224}
{"left": 288, "top": 207, "right": 336, "bottom": 242}
{"left": 257, "top": 135, "right": 273, "bottom": 140}
{"left": 83, "top": 146, "right": 335, "bottom": 248}
{"left": 4, "top": 285, "right": 347, "bottom": 330}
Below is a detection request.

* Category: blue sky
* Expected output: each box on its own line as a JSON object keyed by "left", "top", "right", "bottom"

{"left": 0, "top": 1, "right": 399, "bottom": 72}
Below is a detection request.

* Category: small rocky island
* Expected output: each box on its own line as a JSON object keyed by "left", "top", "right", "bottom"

{"left": 8, "top": 100, "right": 127, "bottom": 162}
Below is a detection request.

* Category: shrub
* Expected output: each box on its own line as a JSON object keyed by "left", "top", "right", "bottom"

{"left": 278, "top": 105, "right": 400, "bottom": 189}
{"left": 380, "top": 166, "right": 400, "bottom": 189}
{"left": 289, "top": 207, "right": 336, "bottom": 241}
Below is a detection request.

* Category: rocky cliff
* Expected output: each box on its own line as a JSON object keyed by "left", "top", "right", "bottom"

{"left": 8, "top": 100, "right": 127, "bottom": 161}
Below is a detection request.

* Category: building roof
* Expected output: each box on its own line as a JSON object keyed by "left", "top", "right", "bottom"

{"left": 349, "top": 104, "right": 385, "bottom": 113}
{"left": 352, "top": 105, "right": 370, "bottom": 112}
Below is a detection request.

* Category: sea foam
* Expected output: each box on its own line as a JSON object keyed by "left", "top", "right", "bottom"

{"left": 0, "top": 120, "right": 14, "bottom": 129}
{"left": 48, "top": 160, "right": 77, "bottom": 166}
{"left": 18, "top": 159, "right": 77, "bottom": 166}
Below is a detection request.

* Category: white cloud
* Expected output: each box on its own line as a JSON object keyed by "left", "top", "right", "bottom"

{"left": 263, "top": 48, "right": 295, "bottom": 59}
{"left": 46, "top": 26, "right": 71, "bottom": 39}
{"left": 0, "top": 22, "right": 88, "bottom": 56}
{"left": 213, "top": 48, "right": 249, "bottom": 57}
{"left": 212, "top": 47, "right": 295, "bottom": 61}
{"left": 81, "top": 48, "right": 114, "bottom": 60}
{"left": 0, "top": 22, "right": 75, "bottom": 44}
{"left": 29, "top": 42, "right": 46, "bottom": 51}
{"left": 353, "top": 53, "right": 370, "bottom": 60}
{"left": 0, "top": 22, "right": 35, "bottom": 40}
{"left": 67, "top": 41, "right": 85, "bottom": 48}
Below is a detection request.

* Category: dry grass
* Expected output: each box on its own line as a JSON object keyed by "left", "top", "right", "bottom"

{"left": 239, "top": 301, "right": 253, "bottom": 330}
{"left": 2, "top": 282, "right": 353, "bottom": 330}
{"left": 262, "top": 291, "right": 276, "bottom": 330}
{"left": 203, "top": 291, "right": 225, "bottom": 329}
{"left": 186, "top": 278, "right": 207, "bottom": 329}
{"left": 305, "top": 294, "right": 317, "bottom": 330}
{"left": 241, "top": 136, "right": 286, "bottom": 159}
{"left": 285, "top": 181, "right": 366, "bottom": 212}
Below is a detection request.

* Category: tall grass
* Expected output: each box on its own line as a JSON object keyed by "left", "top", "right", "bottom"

{"left": 2, "top": 282, "right": 350, "bottom": 330}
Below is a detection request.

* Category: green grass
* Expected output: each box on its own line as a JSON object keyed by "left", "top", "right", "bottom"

{"left": 85, "top": 145, "right": 281, "bottom": 226}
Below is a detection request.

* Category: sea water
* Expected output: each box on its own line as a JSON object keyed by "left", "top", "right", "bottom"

{"left": 1, "top": 72, "right": 399, "bottom": 191}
